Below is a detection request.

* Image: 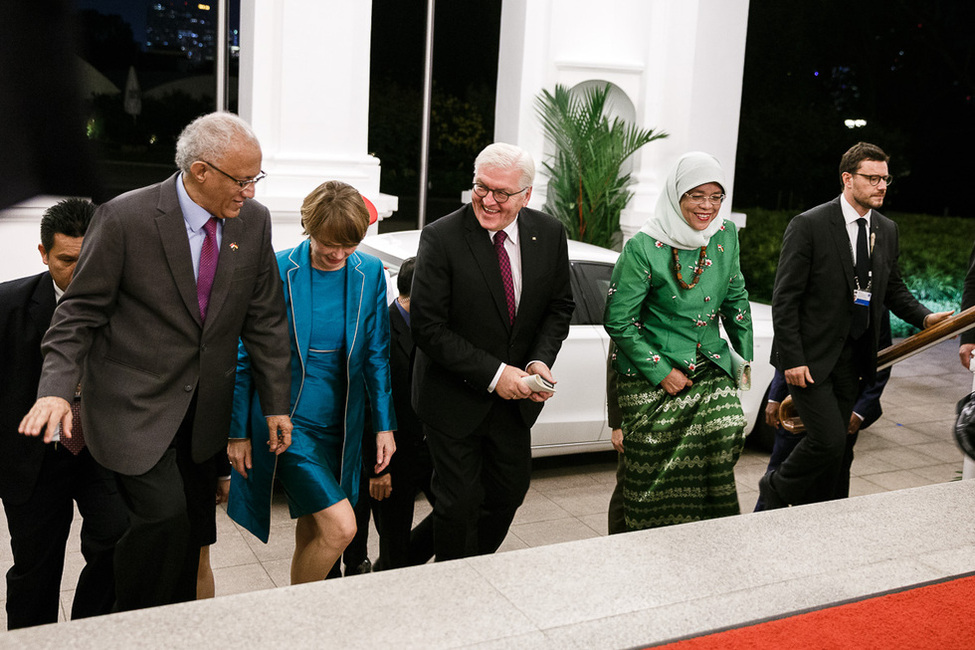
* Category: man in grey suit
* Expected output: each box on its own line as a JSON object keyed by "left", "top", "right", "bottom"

{"left": 411, "top": 143, "right": 574, "bottom": 560}
{"left": 19, "top": 112, "right": 293, "bottom": 610}
{"left": 761, "top": 142, "right": 951, "bottom": 508}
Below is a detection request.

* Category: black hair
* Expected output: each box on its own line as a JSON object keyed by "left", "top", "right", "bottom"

{"left": 40, "top": 198, "right": 95, "bottom": 251}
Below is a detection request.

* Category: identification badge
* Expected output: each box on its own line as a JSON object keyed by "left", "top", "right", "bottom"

{"left": 853, "top": 289, "right": 871, "bottom": 306}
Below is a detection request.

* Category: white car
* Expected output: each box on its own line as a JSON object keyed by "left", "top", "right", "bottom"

{"left": 359, "top": 230, "right": 774, "bottom": 457}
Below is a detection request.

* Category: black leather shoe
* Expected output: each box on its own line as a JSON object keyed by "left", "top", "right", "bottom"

{"left": 758, "top": 472, "right": 788, "bottom": 510}
{"left": 346, "top": 559, "right": 373, "bottom": 576}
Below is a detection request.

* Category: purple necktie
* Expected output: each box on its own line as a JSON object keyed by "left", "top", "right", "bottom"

{"left": 62, "top": 396, "right": 85, "bottom": 455}
{"left": 494, "top": 230, "right": 516, "bottom": 324}
{"left": 198, "top": 217, "right": 219, "bottom": 322}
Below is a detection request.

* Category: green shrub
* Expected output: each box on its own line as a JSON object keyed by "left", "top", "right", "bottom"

{"left": 736, "top": 207, "right": 975, "bottom": 337}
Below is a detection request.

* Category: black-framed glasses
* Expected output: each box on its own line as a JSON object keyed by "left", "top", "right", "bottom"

{"left": 472, "top": 183, "right": 528, "bottom": 204}
{"left": 682, "top": 192, "right": 726, "bottom": 206}
{"left": 854, "top": 173, "right": 893, "bottom": 186}
{"left": 202, "top": 160, "right": 267, "bottom": 188}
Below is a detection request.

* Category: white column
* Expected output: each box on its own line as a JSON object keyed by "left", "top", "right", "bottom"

{"left": 496, "top": 0, "right": 750, "bottom": 242}
{"left": 239, "top": 0, "right": 396, "bottom": 250}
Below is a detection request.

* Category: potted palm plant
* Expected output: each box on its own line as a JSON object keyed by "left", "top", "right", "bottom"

{"left": 535, "top": 83, "right": 667, "bottom": 250}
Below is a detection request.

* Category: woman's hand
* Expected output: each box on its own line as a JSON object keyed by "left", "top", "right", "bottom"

{"left": 660, "top": 368, "right": 692, "bottom": 396}
{"left": 611, "top": 428, "right": 623, "bottom": 453}
{"left": 374, "top": 430, "right": 396, "bottom": 474}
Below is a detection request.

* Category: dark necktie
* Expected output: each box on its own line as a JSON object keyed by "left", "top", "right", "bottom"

{"left": 62, "top": 395, "right": 85, "bottom": 455}
{"left": 851, "top": 217, "right": 870, "bottom": 339}
{"left": 198, "top": 217, "right": 219, "bottom": 322}
{"left": 493, "top": 230, "right": 516, "bottom": 324}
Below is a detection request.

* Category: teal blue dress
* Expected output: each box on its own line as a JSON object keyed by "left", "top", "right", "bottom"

{"left": 279, "top": 266, "right": 349, "bottom": 518}
{"left": 227, "top": 242, "right": 397, "bottom": 543}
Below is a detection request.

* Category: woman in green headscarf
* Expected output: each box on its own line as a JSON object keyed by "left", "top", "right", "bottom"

{"left": 604, "top": 151, "right": 753, "bottom": 530}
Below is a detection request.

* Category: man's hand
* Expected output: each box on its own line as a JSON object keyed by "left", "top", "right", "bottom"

{"left": 228, "top": 439, "right": 252, "bottom": 479}
{"left": 961, "top": 343, "right": 975, "bottom": 370}
{"left": 495, "top": 364, "right": 533, "bottom": 400}
{"left": 611, "top": 428, "right": 623, "bottom": 453}
{"left": 784, "top": 366, "right": 814, "bottom": 388}
{"left": 923, "top": 310, "right": 954, "bottom": 329}
{"left": 375, "top": 430, "right": 395, "bottom": 474}
{"left": 19, "top": 396, "right": 72, "bottom": 443}
{"left": 660, "top": 368, "right": 692, "bottom": 396}
{"left": 525, "top": 361, "right": 557, "bottom": 403}
{"left": 765, "top": 401, "right": 781, "bottom": 428}
{"left": 847, "top": 413, "right": 864, "bottom": 435}
{"left": 369, "top": 474, "right": 392, "bottom": 501}
{"left": 266, "top": 415, "right": 292, "bottom": 455}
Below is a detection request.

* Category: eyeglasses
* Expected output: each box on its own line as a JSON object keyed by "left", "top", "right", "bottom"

{"left": 682, "top": 192, "right": 726, "bottom": 206}
{"left": 202, "top": 160, "right": 267, "bottom": 189}
{"left": 854, "top": 173, "right": 893, "bottom": 186}
{"left": 472, "top": 183, "right": 529, "bottom": 204}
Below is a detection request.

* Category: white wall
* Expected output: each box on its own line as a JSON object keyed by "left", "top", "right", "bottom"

{"left": 496, "top": 0, "right": 750, "bottom": 239}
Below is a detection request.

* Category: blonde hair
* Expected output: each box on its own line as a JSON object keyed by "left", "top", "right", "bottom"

{"left": 300, "top": 180, "right": 370, "bottom": 245}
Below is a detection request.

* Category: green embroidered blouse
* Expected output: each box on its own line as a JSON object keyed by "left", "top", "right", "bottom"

{"left": 604, "top": 221, "right": 753, "bottom": 387}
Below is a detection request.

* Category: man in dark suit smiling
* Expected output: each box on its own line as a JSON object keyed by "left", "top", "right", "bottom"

{"left": 411, "top": 142, "right": 574, "bottom": 560}
{"left": 762, "top": 142, "right": 951, "bottom": 508}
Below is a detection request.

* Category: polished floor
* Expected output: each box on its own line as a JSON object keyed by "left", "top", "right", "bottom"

{"left": 0, "top": 337, "right": 970, "bottom": 630}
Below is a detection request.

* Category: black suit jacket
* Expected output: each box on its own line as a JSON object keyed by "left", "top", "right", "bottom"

{"left": 771, "top": 196, "right": 930, "bottom": 381}
{"left": 0, "top": 272, "right": 56, "bottom": 504}
{"left": 410, "top": 205, "right": 574, "bottom": 435}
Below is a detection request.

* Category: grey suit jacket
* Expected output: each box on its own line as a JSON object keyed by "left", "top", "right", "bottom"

{"left": 37, "top": 174, "right": 291, "bottom": 475}
{"left": 771, "top": 196, "right": 930, "bottom": 381}
{"left": 410, "top": 204, "right": 574, "bottom": 435}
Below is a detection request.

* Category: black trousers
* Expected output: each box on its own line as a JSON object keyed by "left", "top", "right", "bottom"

{"left": 3, "top": 445, "right": 127, "bottom": 629}
{"left": 112, "top": 400, "right": 214, "bottom": 611}
{"left": 425, "top": 401, "right": 532, "bottom": 561}
{"left": 373, "top": 439, "right": 435, "bottom": 570}
{"left": 770, "top": 341, "right": 862, "bottom": 506}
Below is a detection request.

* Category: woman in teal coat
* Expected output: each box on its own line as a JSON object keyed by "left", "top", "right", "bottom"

{"left": 227, "top": 181, "right": 395, "bottom": 583}
{"left": 604, "top": 152, "right": 752, "bottom": 530}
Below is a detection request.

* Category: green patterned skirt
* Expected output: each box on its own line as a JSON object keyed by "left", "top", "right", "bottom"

{"left": 618, "top": 359, "right": 745, "bottom": 531}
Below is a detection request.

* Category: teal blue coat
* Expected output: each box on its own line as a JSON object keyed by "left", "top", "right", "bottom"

{"left": 227, "top": 240, "right": 396, "bottom": 542}
{"left": 604, "top": 223, "right": 753, "bottom": 387}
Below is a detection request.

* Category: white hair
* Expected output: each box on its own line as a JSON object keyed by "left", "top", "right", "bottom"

{"left": 473, "top": 142, "right": 535, "bottom": 188}
{"left": 174, "top": 112, "right": 260, "bottom": 173}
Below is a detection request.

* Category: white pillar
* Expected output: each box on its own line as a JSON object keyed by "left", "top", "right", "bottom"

{"left": 239, "top": 0, "right": 397, "bottom": 250}
{"left": 496, "top": 0, "right": 750, "bottom": 241}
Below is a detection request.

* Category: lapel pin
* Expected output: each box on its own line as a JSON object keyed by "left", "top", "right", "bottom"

{"left": 230, "top": 242, "right": 239, "bottom": 251}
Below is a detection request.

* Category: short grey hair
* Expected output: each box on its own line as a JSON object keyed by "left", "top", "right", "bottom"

{"left": 175, "top": 112, "right": 261, "bottom": 173}
{"left": 473, "top": 142, "right": 535, "bottom": 189}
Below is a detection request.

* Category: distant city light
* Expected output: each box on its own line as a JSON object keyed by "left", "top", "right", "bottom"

{"left": 198, "top": 4, "right": 211, "bottom": 10}
{"left": 844, "top": 119, "right": 867, "bottom": 129}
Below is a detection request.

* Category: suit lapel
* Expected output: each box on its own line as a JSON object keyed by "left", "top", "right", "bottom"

{"left": 346, "top": 252, "right": 366, "bottom": 361}
{"left": 286, "top": 242, "right": 310, "bottom": 375}
{"left": 516, "top": 211, "right": 541, "bottom": 332}
{"left": 28, "top": 273, "right": 57, "bottom": 335}
{"left": 827, "top": 200, "right": 856, "bottom": 295}
{"left": 156, "top": 181, "right": 201, "bottom": 327}
{"left": 464, "top": 209, "right": 512, "bottom": 332}
{"left": 202, "top": 215, "right": 241, "bottom": 328}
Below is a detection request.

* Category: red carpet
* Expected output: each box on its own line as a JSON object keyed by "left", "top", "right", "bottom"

{"left": 649, "top": 573, "right": 975, "bottom": 649}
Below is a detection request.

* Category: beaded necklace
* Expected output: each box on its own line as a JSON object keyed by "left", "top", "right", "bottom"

{"left": 672, "top": 246, "right": 707, "bottom": 289}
